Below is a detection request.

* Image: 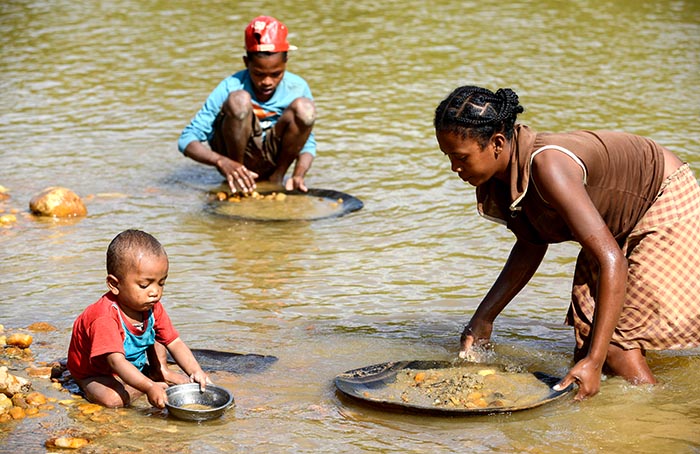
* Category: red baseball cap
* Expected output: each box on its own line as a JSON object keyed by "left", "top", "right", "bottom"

{"left": 244, "top": 16, "right": 297, "bottom": 52}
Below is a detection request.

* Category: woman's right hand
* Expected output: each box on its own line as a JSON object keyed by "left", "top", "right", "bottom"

{"left": 459, "top": 320, "right": 493, "bottom": 360}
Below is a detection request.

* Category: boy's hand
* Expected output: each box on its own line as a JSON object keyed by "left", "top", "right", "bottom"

{"left": 166, "top": 338, "right": 212, "bottom": 392}
{"left": 145, "top": 382, "right": 169, "bottom": 408}
{"left": 216, "top": 157, "right": 258, "bottom": 194}
{"left": 285, "top": 175, "right": 307, "bottom": 192}
{"left": 189, "top": 369, "right": 212, "bottom": 392}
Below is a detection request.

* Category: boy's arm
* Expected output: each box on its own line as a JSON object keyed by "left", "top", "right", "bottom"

{"left": 106, "top": 352, "right": 168, "bottom": 408}
{"left": 166, "top": 337, "right": 209, "bottom": 389}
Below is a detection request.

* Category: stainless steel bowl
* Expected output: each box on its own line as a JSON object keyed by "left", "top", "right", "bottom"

{"left": 165, "top": 383, "right": 234, "bottom": 421}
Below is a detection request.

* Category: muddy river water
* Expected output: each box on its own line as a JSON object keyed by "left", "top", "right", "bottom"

{"left": 1, "top": 0, "right": 699, "bottom": 452}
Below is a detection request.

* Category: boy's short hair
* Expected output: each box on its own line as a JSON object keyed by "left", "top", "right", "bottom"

{"left": 245, "top": 50, "right": 288, "bottom": 62}
{"left": 106, "top": 229, "right": 167, "bottom": 278}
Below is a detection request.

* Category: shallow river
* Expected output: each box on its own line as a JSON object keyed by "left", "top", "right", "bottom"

{"left": 1, "top": 0, "right": 699, "bottom": 453}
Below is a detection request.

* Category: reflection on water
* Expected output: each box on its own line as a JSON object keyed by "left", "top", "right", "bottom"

{"left": 1, "top": 0, "right": 699, "bottom": 452}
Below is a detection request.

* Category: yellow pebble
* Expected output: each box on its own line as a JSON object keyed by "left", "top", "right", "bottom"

{"left": 9, "top": 406, "right": 26, "bottom": 419}
{"left": 25, "top": 392, "right": 47, "bottom": 406}
{"left": 78, "top": 403, "right": 103, "bottom": 414}
{"left": 0, "top": 214, "right": 17, "bottom": 225}
{"left": 6, "top": 333, "right": 33, "bottom": 348}
{"left": 47, "top": 437, "right": 90, "bottom": 449}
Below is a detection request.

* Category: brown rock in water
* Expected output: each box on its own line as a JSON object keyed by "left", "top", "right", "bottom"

{"left": 27, "top": 322, "right": 57, "bottom": 332}
{"left": 29, "top": 187, "right": 87, "bottom": 218}
{"left": 26, "top": 366, "right": 52, "bottom": 379}
{"left": 25, "top": 391, "right": 47, "bottom": 406}
{"left": 46, "top": 437, "right": 90, "bottom": 449}
{"left": 7, "top": 333, "right": 33, "bottom": 349}
{"left": 0, "top": 366, "right": 31, "bottom": 396}
{"left": 0, "top": 394, "right": 12, "bottom": 412}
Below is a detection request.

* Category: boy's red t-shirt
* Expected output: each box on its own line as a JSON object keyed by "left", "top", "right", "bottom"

{"left": 67, "top": 292, "right": 179, "bottom": 380}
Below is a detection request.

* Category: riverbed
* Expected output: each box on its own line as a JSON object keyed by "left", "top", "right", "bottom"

{"left": 1, "top": 0, "right": 699, "bottom": 452}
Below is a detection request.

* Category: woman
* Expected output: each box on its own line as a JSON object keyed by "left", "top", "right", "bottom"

{"left": 434, "top": 85, "right": 700, "bottom": 400}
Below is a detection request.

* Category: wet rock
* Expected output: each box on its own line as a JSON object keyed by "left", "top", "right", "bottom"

{"left": 77, "top": 402, "right": 102, "bottom": 415}
{"left": 27, "top": 366, "right": 53, "bottom": 379}
{"left": 0, "top": 214, "right": 17, "bottom": 225}
{"left": 27, "top": 322, "right": 57, "bottom": 332}
{"left": 0, "top": 366, "right": 31, "bottom": 395}
{"left": 45, "top": 436, "right": 90, "bottom": 449}
{"left": 7, "top": 333, "right": 33, "bottom": 349}
{"left": 0, "top": 394, "right": 12, "bottom": 412}
{"left": 11, "top": 394, "right": 29, "bottom": 408}
{"left": 29, "top": 187, "right": 87, "bottom": 218}
{"left": 25, "top": 391, "right": 48, "bottom": 406}
{"left": 8, "top": 406, "right": 25, "bottom": 420}
{"left": 3, "top": 346, "right": 33, "bottom": 360}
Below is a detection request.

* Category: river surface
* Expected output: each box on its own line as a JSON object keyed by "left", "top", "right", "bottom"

{"left": 1, "top": 0, "right": 699, "bottom": 453}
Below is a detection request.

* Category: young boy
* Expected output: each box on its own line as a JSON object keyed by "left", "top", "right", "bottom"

{"left": 67, "top": 229, "right": 209, "bottom": 408}
{"left": 178, "top": 15, "right": 317, "bottom": 194}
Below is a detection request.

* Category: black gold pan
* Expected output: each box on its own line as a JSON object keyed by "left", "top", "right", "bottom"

{"left": 209, "top": 188, "right": 364, "bottom": 221}
{"left": 167, "top": 348, "right": 278, "bottom": 374}
{"left": 334, "top": 360, "right": 574, "bottom": 415}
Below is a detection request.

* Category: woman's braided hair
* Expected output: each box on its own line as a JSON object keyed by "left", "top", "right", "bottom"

{"left": 434, "top": 86, "right": 524, "bottom": 148}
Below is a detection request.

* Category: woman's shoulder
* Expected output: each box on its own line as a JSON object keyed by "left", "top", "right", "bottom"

{"left": 534, "top": 129, "right": 650, "bottom": 145}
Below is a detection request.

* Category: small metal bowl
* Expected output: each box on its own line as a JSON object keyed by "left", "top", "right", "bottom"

{"left": 165, "top": 383, "right": 234, "bottom": 421}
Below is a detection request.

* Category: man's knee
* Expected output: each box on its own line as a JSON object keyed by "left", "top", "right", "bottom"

{"left": 223, "top": 90, "right": 252, "bottom": 120}
{"left": 289, "top": 97, "right": 316, "bottom": 126}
